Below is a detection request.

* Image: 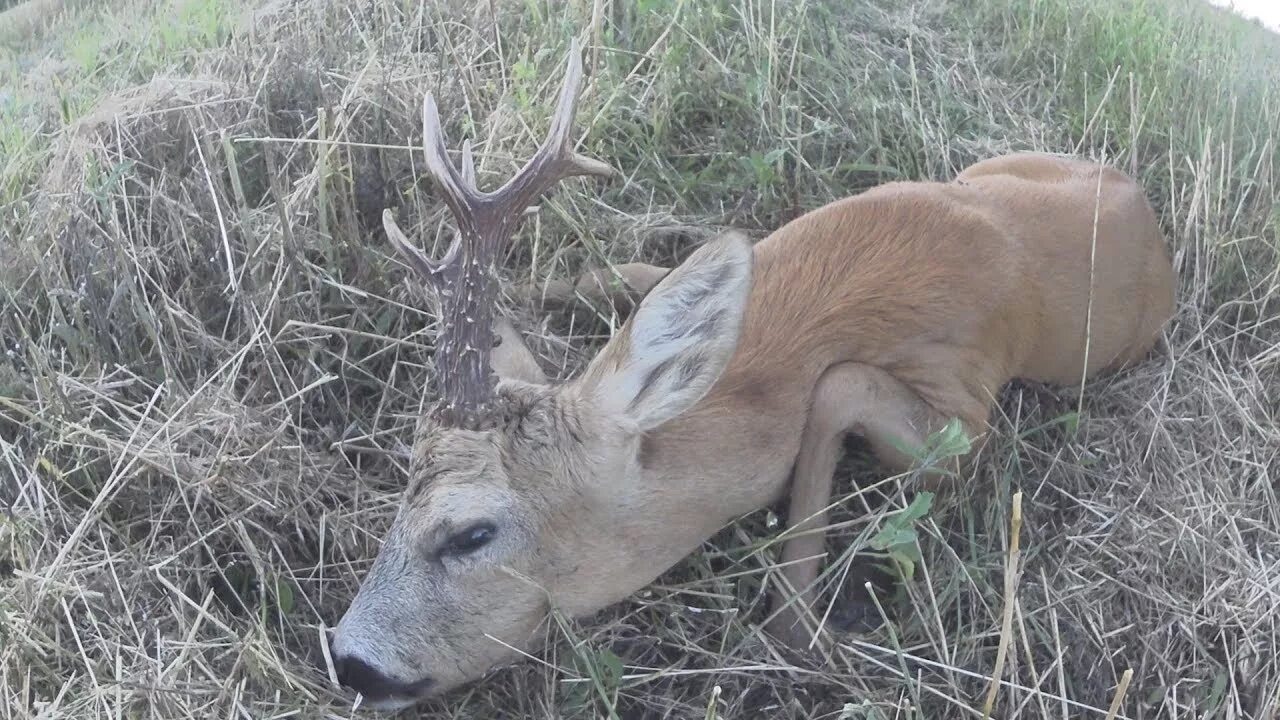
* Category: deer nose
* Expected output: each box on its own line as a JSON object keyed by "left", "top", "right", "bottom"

{"left": 332, "top": 653, "right": 434, "bottom": 702}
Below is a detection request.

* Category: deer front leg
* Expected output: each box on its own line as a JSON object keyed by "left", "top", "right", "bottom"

{"left": 768, "top": 362, "right": 955, "bottom": 649}
{"left": 521, "top": 262, "right": 670, "bottom": 315}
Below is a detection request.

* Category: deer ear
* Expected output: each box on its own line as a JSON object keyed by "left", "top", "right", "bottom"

{"left": 492, "top": 318, "right": 548, "bottom": 385}
{"left": 581, "top": 231, "right": 754, "bottom": 431}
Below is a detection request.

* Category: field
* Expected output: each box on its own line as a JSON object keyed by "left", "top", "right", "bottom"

{"left": 2, "top": 0, "right": 1279, "bottom": 717}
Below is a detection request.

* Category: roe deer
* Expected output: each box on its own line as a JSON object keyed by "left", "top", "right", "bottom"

{"left": 329, "top": 40, "right": 1175, "bottom": 708}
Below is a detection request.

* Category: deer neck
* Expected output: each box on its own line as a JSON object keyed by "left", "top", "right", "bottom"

{"left": 620, "top": 252, "right": 832, "bottom": 553}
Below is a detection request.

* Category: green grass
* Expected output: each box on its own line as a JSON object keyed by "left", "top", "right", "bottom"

{"left": 1, "top": 0, "right": 1278, "bottom": 718}
{"left": 968, "top": 0, "right": 1280, "bottom": 299}
{"left": 0, "top": 0, "right": 240, "bottom": 204}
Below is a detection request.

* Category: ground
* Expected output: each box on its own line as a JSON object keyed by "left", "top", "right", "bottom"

{"left": 1, "top": 0, "right": 1278, "bottom": 718}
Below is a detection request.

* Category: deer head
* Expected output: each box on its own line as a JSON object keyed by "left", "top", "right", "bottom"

{"left": 330, "top": 40, "right": 755, "bottom": 709}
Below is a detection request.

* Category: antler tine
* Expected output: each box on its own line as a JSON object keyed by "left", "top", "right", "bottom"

{"left": 380, "top": 93, "right": 475, "bottom": 290}
{"left": 420, "top": 92, "right": 485, "bottom": 234}
{"left": 460, "top": 139, "right": 477, "bottom": 188}
{"left": 383, "top": 209, "right": 462, "bottom": 286}
{"left": 492, "top": 37, "right": 615, "bottom": 216}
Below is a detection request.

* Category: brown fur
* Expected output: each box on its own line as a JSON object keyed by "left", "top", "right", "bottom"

{"left": 717, "top": 153, "right": 1170, "bottom": 436}
{"left": 628, "top": 153, "right": 1172, "bottom": 529}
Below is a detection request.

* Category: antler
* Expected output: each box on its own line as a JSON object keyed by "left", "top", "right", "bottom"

{"left": 383, "top": 38, "right": 613, "bottom": 429}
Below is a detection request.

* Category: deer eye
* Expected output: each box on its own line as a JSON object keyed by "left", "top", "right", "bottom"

{"left": 443, "top": 523, "right": 496, "bottom": 556}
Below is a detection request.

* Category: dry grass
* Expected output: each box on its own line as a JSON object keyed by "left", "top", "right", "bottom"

{"left": 2, "top": 0, "right": 1279, "bottom": 718}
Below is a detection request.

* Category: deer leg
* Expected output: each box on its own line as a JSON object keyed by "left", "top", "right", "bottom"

{"left": 768, "top": 362, "right": 958, "bottom": 649}
{"left": 521, "top": 262, "right": 670, "bottom": 316}
{"left": 574, "top": 262, "right": 670, "bottom": 312}
{"left": 769, "top": 399, "right": 846, "bottom": 649}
